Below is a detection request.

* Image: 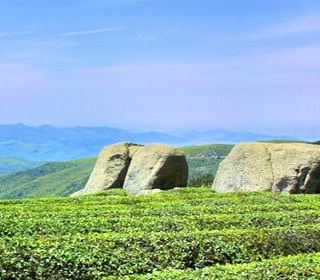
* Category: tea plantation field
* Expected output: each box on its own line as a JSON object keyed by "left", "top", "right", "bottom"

{"left": 1, "top": 188, "right": 320, "bottom": 279}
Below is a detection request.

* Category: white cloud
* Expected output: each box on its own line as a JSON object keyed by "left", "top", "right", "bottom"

{"left": 62, "top": 27, "right": 124, "bottom": 37}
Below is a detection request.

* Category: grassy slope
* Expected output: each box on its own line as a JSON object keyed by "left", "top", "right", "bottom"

{"left": 0, "top": 144, "right": 233, "bottom": 199}
{"left": 181, "top": 144, "right": 234, "bottom": 186}
{"left": 180, "top": 143, "right": 233, "bottom": 157}
{"left": 0, "top": 188, "right": 320, "bottom": 278}
{"left": 0, "top": 157, "right": 43, "bottom": 176}
{"left": 0, "top": 158, "right": 95, "bottom": 199}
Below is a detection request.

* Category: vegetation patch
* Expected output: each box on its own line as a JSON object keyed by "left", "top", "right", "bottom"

{"left": 0, "top": 188, "right": 320, "bottom": 279}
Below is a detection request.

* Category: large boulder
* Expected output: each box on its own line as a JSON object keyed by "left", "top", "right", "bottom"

{"left": 212, "top": 142, "right": 320, "bottom": 194}
{"left": 72, "top": 142, "right": 142, "bottom": 196}
{"left": 123, "top": 144, "right": 188, "bottom": 195}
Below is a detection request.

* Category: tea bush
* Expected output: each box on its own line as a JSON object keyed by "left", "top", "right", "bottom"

{"left": 123, "top": 253, "right": 320, "bottom": 280}
{"left": 0, "top": 188, "right": 319, "bottom": 279}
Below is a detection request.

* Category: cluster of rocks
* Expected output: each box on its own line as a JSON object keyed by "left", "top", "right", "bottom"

{"left": 73, "top": 141, "right": 320, "bottom": 196}
{"left": 72, "top": 142, "right": 188, "bottom": 196}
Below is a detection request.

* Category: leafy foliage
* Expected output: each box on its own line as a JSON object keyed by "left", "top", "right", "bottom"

{"left": 0, "top": 188, "right": 320, "bottom": 279}
{"left": 127, "top": 253, "right": 320, "bottom": 279}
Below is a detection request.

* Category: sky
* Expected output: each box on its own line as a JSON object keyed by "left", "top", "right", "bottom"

{"left": 1, "top": 0, "right": 320, "bottom": 134}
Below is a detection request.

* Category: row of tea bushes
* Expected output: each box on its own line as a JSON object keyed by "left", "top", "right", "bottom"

{"left": 0, "top": 188, "right": 320, "bottom": 279}
{"left": 120, "top": 252, "right": 320, "bottom": 280}
{"left": 1, "top": 209, "right": 320, "bottom": 237}
{"left": 0, "top": 224, "right": 320, "bottom": 278}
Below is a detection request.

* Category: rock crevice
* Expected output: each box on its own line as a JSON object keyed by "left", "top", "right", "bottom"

{"left": 73, "top": 143, "right": 188, "bottom": 196}
{"left": 71, "top": 142, "right": 142, "bottom": 196}
{"left": 261, "top": 143, "right": 275, "bottom": 191}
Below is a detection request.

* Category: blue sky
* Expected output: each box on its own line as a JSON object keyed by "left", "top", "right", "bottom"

{"left": 1, "top": 0, "right": 320, "bottom": 134}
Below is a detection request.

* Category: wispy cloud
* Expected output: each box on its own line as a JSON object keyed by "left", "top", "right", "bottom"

{"left": 62, "top": 27, "right": 123, "bottom": 37}
{"left": 248, "top": 14, "right": 320, "bottom": 39}
{"left": 1, "top": 41, "right": 320, "bottom": 129}
{"left": 0, "top": 31, "right": 28, "bottom": 38}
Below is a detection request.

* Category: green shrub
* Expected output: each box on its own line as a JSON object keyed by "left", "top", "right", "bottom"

{"left": 0, "top": 189, "right": 319, "bottom": 279}
{"left": 0, "top": 225, "right": 319, "bottom": 278}
{"left": 123, "top": 253, "right": 320, "bottom": 280}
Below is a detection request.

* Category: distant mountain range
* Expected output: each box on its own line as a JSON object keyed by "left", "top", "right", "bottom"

{"left": 0, "top": 124, "right": 182, "bottom": 161}
{"left": 179, "top": 129, "right": 293, "bottom": 143}
{"left": 0, "top": 123, "right": 300, "bottom": 161}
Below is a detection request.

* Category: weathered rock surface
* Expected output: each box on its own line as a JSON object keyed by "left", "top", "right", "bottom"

{"left": 123, "top": 144, "right": 188, "bottom": 195}
{"left": 212, "top": 142, "right": 320, "bottom": 194}
{"left": 72, "top": 142, "right": 142, "bottom": 196}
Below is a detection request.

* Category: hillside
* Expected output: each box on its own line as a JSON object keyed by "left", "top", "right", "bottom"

{"left": 0, "top": 144, "right": 233, "bottom": 199}
{"left": 180, "top": 129, "right": 287, "bottom": 143}
{"left": 0, "top": 157, "right": 43, "bottom": 176}
{"left": 0, "top": 188, "right": 320, "bottom": 279}
{"left": 180, "top": 143, "right": 233, "bottom": 157}
{"left": 0, "top": 158, "right": 95, "bottom": 199}
{"left": 181, "top": 144, "right": 234, "bottom": 186}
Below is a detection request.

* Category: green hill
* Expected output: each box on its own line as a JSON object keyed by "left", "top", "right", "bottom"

{"left": 0, "top": 188, "right": 320, "bottom": 279}
{"left": 0, "top": 144, "right": 233, "bottom": 199}
{"left": 180, "top": 143, "right": 233, "bottom": 157}
{"left": 0, "top": 157, "right": 43, "bottom": 177}
{"left": 181, "top": 144, "right": 234, "bottom": 186}
{"left": 0, "top": 158, "right": 95, "bottom": 199}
